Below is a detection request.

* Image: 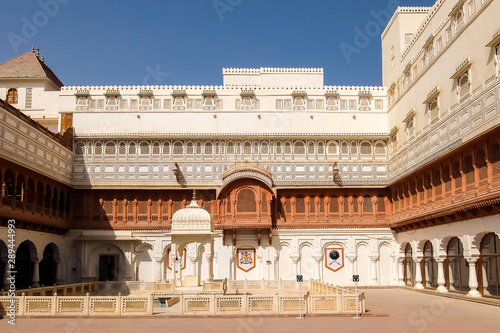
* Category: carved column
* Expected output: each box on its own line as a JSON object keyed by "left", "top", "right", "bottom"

{"left": 324, "top": 196, "right": 330, "bottom": 222}
{"left": 206, "top": 252, "right": 214, "bottom": 282}
{"left": 154, "top": 257, "right": 163, "bottom": 282}
{"left": 338, "top": 196, "right": 344, "bottom": 221}
{"left": 347, "top": 255, "right": 356, "bottom": 284}
{"left": 398, "top": 258, "right": 405, "bottom": 286}
{"left": 314, "top": 196, "right": 320, "bottom": 222}
{"left": 305, "top": 196, "right": 310, "bottom": 222}
{"left": 358, "top": 196, "right": 364, "bottom": 220}
{"left": 348, "top": 196, "right": 354, "bottom": 218}
{"left": 436, "top": 258, "right": 448, "bottom": 292}
{"left": 147, "top": 199, "right": 152, "bottom": 224}
{"left": 280, "top": 197, "right": 286, "bottom": 223}
{"left": 112, "top": 199, "right": 117, "bottom": 224}
{"left": 123, "top": 199, "right": 128, "bottom": 224}
{"left": 313, "top": 255, "right": 322, "bottom": 281}
{"left": 32, "top": 258, "right": 41, "bottom": 287}
{"left": 133, "top": 199, "right": 138, "bottom": 224}
{"left": 290, "top": 197, "right": 296, "bottom": 223}
{"left": 486, "top": 155, "right": 493, "bottom": 191}
{"left": 370, "top": 256, "right": 378, "bottom": 285}
{"left": 55, "top": 259, "right": 65, "bottom": 285}
{"left": 466, "top": 257, "right": 481, "bottom": 297}
{"left": 414, "top": 258, "right": 424, "bottom": 289}
{"left": 291, "top": 255, "right": 299, "bottom": 278}
{"left": 158, "top": 199, "right": 162, "bottom": 224}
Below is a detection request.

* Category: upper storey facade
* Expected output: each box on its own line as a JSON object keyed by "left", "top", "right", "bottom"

{"left": 382, "top": 0, "right": 500, "bottom": 179}
{"left": 58, "top": 67, "right": 387, "bottom": 138}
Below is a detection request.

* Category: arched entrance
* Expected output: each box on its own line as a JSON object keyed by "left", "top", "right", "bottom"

{"left": 404, "top": 244, "right": 415, "bottom": 286}
{"left": 423, "top": 241, "right": 438, "bottom": 288}
{"left": 446, "top": 237, "right": 469, "bottom": 292}
{"left": 480, "top": 233, "right": 500, "bottom": 297}
{"left": 15, "top": 240, "right": 37, "bottom": 289}
{"left": 39, "top": 243, "right": 60, "bottom": 287}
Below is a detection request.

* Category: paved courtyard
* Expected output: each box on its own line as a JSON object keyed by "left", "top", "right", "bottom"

{"left": 1, "top": 289, "right": 499, "bottom": 332}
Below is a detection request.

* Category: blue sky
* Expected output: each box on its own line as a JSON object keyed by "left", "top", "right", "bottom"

{"left": 0, "top": 0, "right": 437, "bottom": 87}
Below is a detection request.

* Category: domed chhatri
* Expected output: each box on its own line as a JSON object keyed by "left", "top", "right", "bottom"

{"left": 171, "top": 191, "right": 213, "bottom": 234}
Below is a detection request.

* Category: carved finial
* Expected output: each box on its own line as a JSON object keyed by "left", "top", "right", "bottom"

{"left": 31, "top": 45, "right": 35, "bottom": 53}
{"left": 192, "top": 190, "right": 197, "bottom": 201}
{"left": 36, "top": 47, "right": 40, "bottom": 58}
{"left": 41, "top": 55, "right": 44, "bottom": 62}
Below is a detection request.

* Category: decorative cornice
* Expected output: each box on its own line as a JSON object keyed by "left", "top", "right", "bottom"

{"left": 75, "top": 132, "right": 390, "bottom": 139}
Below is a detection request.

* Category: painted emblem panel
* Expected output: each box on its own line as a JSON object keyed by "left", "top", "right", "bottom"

{"left": 237, "top": 248, "right": 256, "bottom": 272}
{"left": 325, "top": 248, "right": 344, "bottom": 272}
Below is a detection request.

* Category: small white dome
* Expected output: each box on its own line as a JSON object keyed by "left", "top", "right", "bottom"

{"left": 171, "top": 194, "right": 213, "bottom": 233}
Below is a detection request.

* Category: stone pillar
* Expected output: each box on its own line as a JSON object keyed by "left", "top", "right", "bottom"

{"left": 391, "top": 255, "right": 398, "bottom": 285}
{"left": 347, "top": 256, "right": 356, "bottom": 284}
{"left": 370, "top": 256, "right": 378, "bottom": 285}
{"left": 313, "top": 256, "right": 322, "bottom": 281}
{"left": 32, "top": 258, "right": 41, "bottom": 287}
{"left": 154, "top": 257, "right": 162, "bottom": 282}
{"left": 414, "top": 259, "right": 424, "bottom": 289}
{"left": 466, "top": 257, "right": 481, "bottom": 297}
{"left": 55, "top": 260, "right": 65, "bottom": 285}
{"left": 130, "top": 252, "right": 137, "bottom": 281}
{"left": 436, "top": 258, "right": 447, "bottom": 292}
{"left": 398, "top": 258, "right": 405, "bottom": 286}
{"left": 189, "top": 258, "right": 197, "bottom": 276}
{"left": 291, "top": 256, "right": 299, "bottom": 278}
{"left": 206, "top": 253, "right": 214, "bottom": 282}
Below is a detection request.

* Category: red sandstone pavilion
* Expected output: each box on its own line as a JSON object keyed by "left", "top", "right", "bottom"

{"left": 0, "top": 0, "right": 500, "bottom": 315}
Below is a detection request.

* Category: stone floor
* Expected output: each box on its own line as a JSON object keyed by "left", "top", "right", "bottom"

{"left": 1, "top": 289, "right": 500, "bottom": 332}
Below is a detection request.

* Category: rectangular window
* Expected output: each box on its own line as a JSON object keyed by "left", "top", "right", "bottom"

{"left": 341, "top": 100, "right": 347, "bottom": 110}
{"left": 307, "top": 99, "right": 314, "bottom": 109}
{"left": 25, "top": 88, "right": 32, "bottom": 109}
{"left": 349, "top": 100, "right": 356, "bottom": 110}
{"left": 276, "top": 99, "right": 283, "bottom": 110}
{"left": 405, "top": 33, "right": 414, "bottom": 44}
{"left": 437, "top": 37, "right": 442, "bottom": 53}
{"left": 316, "top": 99, "right": 324, "bottom": 109}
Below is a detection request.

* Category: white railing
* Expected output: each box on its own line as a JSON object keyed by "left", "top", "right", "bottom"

{"left": 0, "top": 293, "right": 153, "bottom": 316}
{"left": 0, "top": 282, "right": 94, "bottom": 297}
{"left": 170, "top": 292, "right": 364, "bottom": 315}
{"left": 0, "top": 279, "right": 364, "bottom": 316}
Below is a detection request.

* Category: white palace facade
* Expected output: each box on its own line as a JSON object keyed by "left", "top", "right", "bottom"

{"left": 1, "top": 0, "right": 500, "bottom": 298}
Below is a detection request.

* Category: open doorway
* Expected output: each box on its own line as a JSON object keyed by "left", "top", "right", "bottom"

{"left": 99, "top": 255, "right": 118, "bottom": 281}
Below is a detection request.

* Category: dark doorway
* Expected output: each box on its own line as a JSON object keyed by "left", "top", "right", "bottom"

{"left": 99, "top": 255, "right": 118, "bottom": 281}
{"left": 16, "top": 242, "right": 34, "bottom": 289}
{"left": 39, "top": 244, "right": 57, "bottom": 286}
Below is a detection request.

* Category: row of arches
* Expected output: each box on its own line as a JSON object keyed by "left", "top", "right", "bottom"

{"left": 0, "top": 240, "right": 61, "bottom": 290}
{"left": 403, "top": 233, "right": 500, "bottom": 297}
{"left": 0, "top": 167, "right": 70, "bottom": 215}
{"left": 74, "top": 139, "right": 388, "bottom": 159}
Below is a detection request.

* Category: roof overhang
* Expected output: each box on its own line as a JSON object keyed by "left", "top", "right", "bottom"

{"left": 486, "top": 30, "right": 500, "bottom": 47}
{"left": 450, "top": 58, "right": 471, "bottom": 79}
{"left": 423, "top": 86, "right": 440, "bottom": 104}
